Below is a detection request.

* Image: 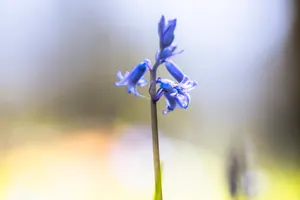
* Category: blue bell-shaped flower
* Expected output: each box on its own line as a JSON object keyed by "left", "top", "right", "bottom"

{"left": 115, "top": 59, "right": 151, "bottom": 97}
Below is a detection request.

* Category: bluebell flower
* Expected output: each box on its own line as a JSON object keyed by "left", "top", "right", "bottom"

{"left": 153, "top": 78, "right": 177, "bottom": 100}
{"left": 158, "top": 15, "right": 177, "bottom": 50}
{"left": 154, "top": 78, "right": 193, "bottom": 114}
{"left": 165, "top": 60, "right": 198, "bottom": 89}
{"left": 115, "top": 15, "right": 197, "bottom": 114}
{"left": 115, "top": 59, "right": 151, "bottom": 97}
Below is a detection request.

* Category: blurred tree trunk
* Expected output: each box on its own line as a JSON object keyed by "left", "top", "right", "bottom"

{"left": 269, "top": 0, "right": 300, "bottom": 162}
{"left": 285, "top": 0, "right": 300, "bottom": 158}
{"left": 290, "top": 0, "right": 300, "bottom": 131}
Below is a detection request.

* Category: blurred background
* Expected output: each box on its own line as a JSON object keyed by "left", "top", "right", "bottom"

{"left": 0, "top": 0, "right": 299, "bottom": 199}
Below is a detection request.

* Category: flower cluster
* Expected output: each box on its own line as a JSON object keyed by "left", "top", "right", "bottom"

{"left": 114, "top": 15, "right": 197, "bottom": 114}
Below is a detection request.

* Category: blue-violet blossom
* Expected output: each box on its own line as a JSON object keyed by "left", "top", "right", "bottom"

{"left": 115, "top": 59, "right": 151, "bottom": 97}
{"left": 154, "top": 78, "right": 194, "bottom": 114}
{"left": 114, "top": 15, "right": 197, "bottom": 114}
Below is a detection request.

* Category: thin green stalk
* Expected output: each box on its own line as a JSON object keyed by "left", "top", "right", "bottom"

{"left": 150, "top": 61, "right": 163, "bottom": 200}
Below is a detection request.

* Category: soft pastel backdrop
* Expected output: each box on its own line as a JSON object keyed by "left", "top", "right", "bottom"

{"left": 0, "top": 0, "right": 299, "bottom": 199}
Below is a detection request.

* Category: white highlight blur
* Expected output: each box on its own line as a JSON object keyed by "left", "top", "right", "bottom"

{"left": 0, "top": 0, "right": 293, "bottom": 121}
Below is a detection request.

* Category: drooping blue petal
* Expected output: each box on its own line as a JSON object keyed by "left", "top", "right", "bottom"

{"left": 178, "top": 76, "right": 198, "bottom": 92}
{"left": 175, "top": 93, "right": 189, "bottom": 109}
{"left": 183, "top": 92, "right": 191, "bottom": 105}
{"left": 163, "top": 92, "right": 177, "bottom": 114}
{"left": 127, "top": 83, "right": 137, "bottom": 94}
{"left": 115, "top": 71, "right": 128, "bottom": 86}
{"left": 175, "top": 86, "right": 191, "bottom": 108}
{"left": 124, "top": 71, "right": 130, "bottom": 77}
{"left": 115, "top": 71, "right": 131, "bottom": 86}
{"left": 137, "top": 79, "right": 148, "bottom": 87}
{"left": 116, "top": 71, "right": 124, "bottom": 80}
{"left": 182, "top": 82, "right": 197, "bottom": 92}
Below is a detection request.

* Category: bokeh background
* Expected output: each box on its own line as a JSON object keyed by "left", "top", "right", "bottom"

{"left": 0, "top": 0, "right": 299, "bottom": 199}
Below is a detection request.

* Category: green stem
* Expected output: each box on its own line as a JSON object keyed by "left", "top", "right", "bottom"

{"left": 150, "top": 61, "right": 163, "bottom": 200}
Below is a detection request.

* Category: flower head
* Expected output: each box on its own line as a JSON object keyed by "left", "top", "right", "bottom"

{"left": 115, "top": 59, "right": 151, "bottom": 97}
{"left": 154, "top": 78, "right": 194, "bottom": 114}
{"left": 115, "top": 15, "right": 197, "bottom": 114}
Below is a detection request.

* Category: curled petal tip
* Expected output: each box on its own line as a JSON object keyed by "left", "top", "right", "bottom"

{"left": 162, "top": 110, "right": 169, "bottom": 114}
{"left": 162, "top": 105, "right": 174, "bottom": 114}
{"left": 143, "top": 58, "right": 152, "bottom": 70}
{"left": 162, "top": 108, "right": 172, "bottom": 115}
{"left": 144, "top": 58, "right": 151, "bottom": 66}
